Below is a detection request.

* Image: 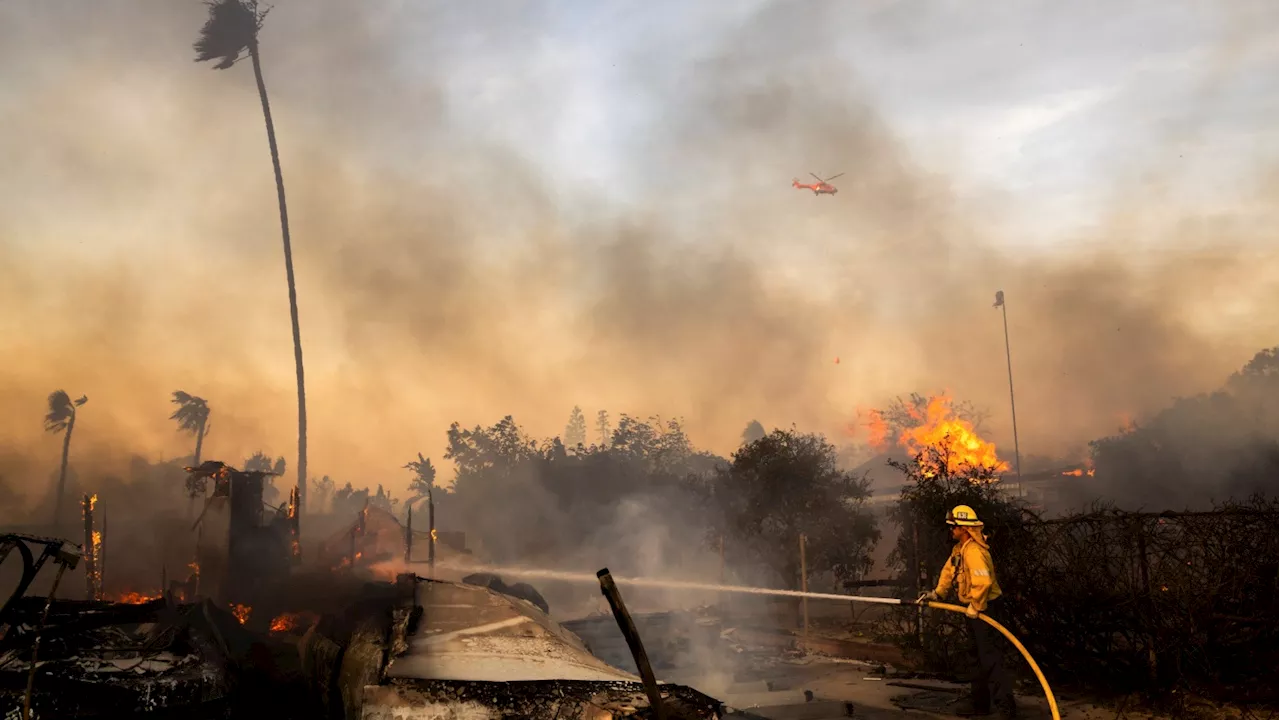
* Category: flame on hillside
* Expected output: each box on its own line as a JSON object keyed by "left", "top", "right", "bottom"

{"left": 231, "top": 603, "right": 251, "bottom": 625}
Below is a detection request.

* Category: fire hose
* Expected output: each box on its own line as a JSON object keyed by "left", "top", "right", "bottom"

{"left": 658, "top": 582, "right": 1061, "bottom": 719}
{"left": 435, "top": 564, "right": 1063, "bottom": 719}
{"left": 917, "top": 599, "right": 1060, "bottom": 720}
{"left": 762, "top": 589, "right": 1059, "bottom": 719}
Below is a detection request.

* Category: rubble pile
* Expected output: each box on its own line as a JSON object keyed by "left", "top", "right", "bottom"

{"left": 0, "top": 596, "right": 310, "bottom": 718}
{"left": 365, "top": 679, "right": 723, "bottom": 719}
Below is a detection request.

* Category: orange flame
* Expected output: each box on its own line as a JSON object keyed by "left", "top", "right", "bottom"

{"left": 114, "top": 591, "right": 161, "bottom": 604}
{"left": 269, "top": 611, "right": 318, "bottom": 634}
{"left": 230, "top": 604, "right": 251, "bottom": 625}
{"left": 90, "top": 529, "right": 103, "bottom": 598}
{"left": 897, "top": 396, "right": 1008, "bottom": 479}
{"left": 847, "top": 408, "right": 891, "bottom": 451}
{"left": 864, "top": 409, "right": 890, "bottom": 452}
{"left": 82, "top": 494, "right": 103, "bottom": 600}
{"left": 430, "top": 528, "right": 438, "bottom": 542}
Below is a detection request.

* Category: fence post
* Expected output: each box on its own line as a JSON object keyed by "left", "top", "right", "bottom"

{"left": 912, "top": 519, "right": 923, "bottom": 649}
{"left": 405, "top": 504, "right": 413, "bottom": 563}
{"left": 1133, "top": 519, "right": 1158, "bottom": 685}
{"left": 718, "top": 534, "right": 726, "bottom": 618}
{"left": 799, "top": 533, "right": 809, "bottom": 653}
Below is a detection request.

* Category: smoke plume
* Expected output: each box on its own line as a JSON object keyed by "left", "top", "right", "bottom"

{"left": 0, "top": 0, "right": 1274, "bottom": 521}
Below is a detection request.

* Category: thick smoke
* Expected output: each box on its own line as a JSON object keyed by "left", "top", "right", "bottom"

{"left": 0, "top": 0, "right": 1274, "bottom": 528}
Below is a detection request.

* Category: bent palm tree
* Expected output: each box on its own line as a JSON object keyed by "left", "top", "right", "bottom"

{"left": 195, "top": 0, "right": 308, "bottom": 511}
{"left": 45, "top": 390, "right": 88, "bottom": 528}
{"left": 171, "top": 391, "right": 211, "bottom": 518}
{"left": 170, "top": 391, "right": 211, "bottom": 466}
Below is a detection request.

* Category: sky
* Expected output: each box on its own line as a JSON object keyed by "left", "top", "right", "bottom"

{"left": 0, "top": 0, "right": 1275, "bottom": 507}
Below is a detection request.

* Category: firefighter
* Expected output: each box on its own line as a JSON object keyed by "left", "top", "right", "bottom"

{"left": 918, "top": 505, "right": 1017, "bottom": 718}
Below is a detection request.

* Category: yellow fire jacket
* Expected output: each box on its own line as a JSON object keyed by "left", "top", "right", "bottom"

{"left": 934, "top": 529, "right": 1002, "bottom": 611}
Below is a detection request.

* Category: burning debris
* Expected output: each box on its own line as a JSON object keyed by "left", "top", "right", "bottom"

{"left": 186, "top": 460, "right": 295, "bottom": 612}
{"left": 1, "top": 597, "right": 235, "bottom": 717}
{"left": 269, "top": 611, "right": 318, "bottom": 634}
{"left": 112, "top": 591, "right": 163, "bottom": 604}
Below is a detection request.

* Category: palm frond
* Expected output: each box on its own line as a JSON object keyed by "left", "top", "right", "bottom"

{"left": 44, "top": 390, "right": 74, "bottom": 434}
{"left": 170, "top": 391, "right": 210, "bottom": 433}
{"left": 193, "top": 0, "right": 265, "bottom": 70}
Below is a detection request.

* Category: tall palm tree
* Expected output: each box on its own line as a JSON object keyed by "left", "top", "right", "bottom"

{"left": 195, "top": 0, "right": 308, "bottom": 511}
{"left": 45, "top": 390, "right": 88, "bottom": 528}
{"left": 170, "top": 391, "right": 211, "bottom": 466}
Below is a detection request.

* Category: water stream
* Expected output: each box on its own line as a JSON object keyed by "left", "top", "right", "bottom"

{"left": 424, "top": 560, "right": 904, "bottom": 606}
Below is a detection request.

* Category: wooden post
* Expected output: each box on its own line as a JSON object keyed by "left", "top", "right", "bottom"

{"left": 427, "top": 492, "right": 436, "bottom": 575}
{"left": 799, "top": 533, "right": 809, "bottom": 653}
{"left": 100, "top": 507, "right": 107, "bottom": 595}
{"left": 81, "top": 494, "right": 97, "bottom": 602}
{"left": 288, "top": 486, "right": 301, "bottom": 565}
{"left": 405, "top": 504, "right": 413, "bottom": 563}
{"left": 718, "top": 534, "right": 726, "bottom": 617}
{"left": 597, "top": 568, "right": 667, "bottom": 720}
{"left": 194, "top": 521, "right": 203, "bottom": 599}
{"left": 912, "top": 519, "right": 924, "bottom": 649}
{"left": 1134, "top": 520, "right": 1158, "bottom": 685}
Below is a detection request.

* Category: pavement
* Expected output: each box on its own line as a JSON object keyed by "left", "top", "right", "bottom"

{"left": 386, "top": 580, "right": 1174, "bottom": 720}
{"left": 690, "top": 657, "right": 1171, "bottom": 719}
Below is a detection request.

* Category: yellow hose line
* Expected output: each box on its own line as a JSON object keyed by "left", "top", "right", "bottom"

{"left": 922, "top": 601, "right": 1061, "bottom": 720}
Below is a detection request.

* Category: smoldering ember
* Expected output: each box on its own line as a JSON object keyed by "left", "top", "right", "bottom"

{"left": 1, "top": 347, "right": 1276, "bottom": 719}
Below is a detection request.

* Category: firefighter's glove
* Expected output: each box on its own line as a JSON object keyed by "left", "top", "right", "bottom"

{"left": 916, "top": 591, "right": 938, "bottom": 604}
{"left": 965, "top": 604, "right": 980, "bottom": 619}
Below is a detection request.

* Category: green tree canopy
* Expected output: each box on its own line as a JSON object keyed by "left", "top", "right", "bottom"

{"left": 700, "top": 428, "right": 880, "bottom": 587}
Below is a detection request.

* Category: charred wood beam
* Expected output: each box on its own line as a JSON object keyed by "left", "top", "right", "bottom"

{"left": 23, "top": 557, "right": 73, "bottom": 720}
{"left": 597, "top": 568, "right": 666, "bottom": 720}
{"left": 0, "top": 537, "right": 79, "bottom": 629}
{"left": 81, "top": 494, "right": 98, "bottom": 602}
{"left": 0, "top": 599, "right": 169, "bottom": 648}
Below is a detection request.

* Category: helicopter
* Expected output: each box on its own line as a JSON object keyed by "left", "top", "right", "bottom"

{"left": 792, "top": 172, "right": 844, "bottom": 196}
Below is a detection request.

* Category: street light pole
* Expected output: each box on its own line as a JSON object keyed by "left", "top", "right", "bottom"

{"left": 993, "top": 291, "right": 1023, "bottom": 487}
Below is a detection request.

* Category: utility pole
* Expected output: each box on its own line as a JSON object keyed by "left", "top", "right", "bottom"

{"left": 993, "top": 291, "right": 1023, "bottom": 488}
